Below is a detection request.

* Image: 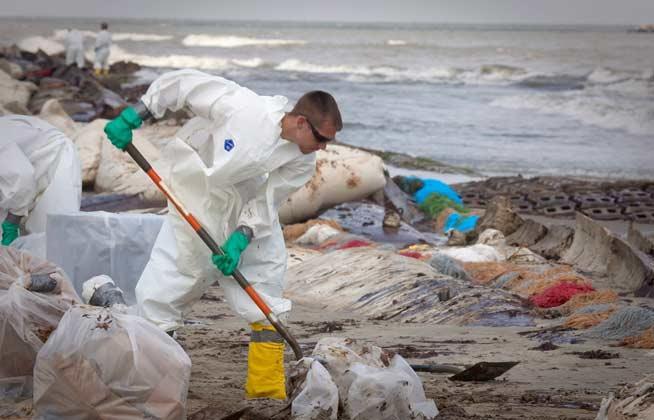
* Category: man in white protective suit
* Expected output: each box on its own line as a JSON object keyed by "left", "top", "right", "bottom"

{"left": 0, "top": 115, "right": 82, "bottom": 247}
{"left": 64, "top": 28, "right": 85, "bottom": 68}
{"left": 93, "top": 22, "right": 112, "bottom": 76}
{"left": 103, "top": 69, "right": 342, "bottom": 400}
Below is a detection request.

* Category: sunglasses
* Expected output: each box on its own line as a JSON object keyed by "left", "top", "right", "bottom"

{"left": 303, "top": 116, "right": 334, "bottom": 143}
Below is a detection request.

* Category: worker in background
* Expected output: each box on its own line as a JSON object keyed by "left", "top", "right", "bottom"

{"left": 0, "top": 115, "right": 82, "bottom": 247}
{"left": 103, "top": 69, "right": 342, "bottom": 400}
{"left": 94, "top": 22, "right": 112, "bottom": 76}
{"left": 64, "top": 28, "right": 85, "bottom": 68}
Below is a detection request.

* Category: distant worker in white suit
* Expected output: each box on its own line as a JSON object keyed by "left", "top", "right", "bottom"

{"left": 64, "top": 28, "right": 84, "bottom": 68}
{"left": 103, "top": 69, "right": 342, "bottom": 400}
{"left": 94, "top": 22, "right": 112, "bottom": 76}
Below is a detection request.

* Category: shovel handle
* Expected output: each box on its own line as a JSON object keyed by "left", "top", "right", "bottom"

{"left": 124, "top": 142, "right": 304, "bottom": 360}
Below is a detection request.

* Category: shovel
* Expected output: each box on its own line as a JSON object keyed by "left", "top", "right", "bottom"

{"left": 410, "top": 361, "right": 519, "bottom": 381}
{"left": 123, "top": 143, "right": 304, "bottom": 360}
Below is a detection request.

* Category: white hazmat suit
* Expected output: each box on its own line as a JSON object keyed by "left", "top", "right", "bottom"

{"left": 135, "top": 70, "right": 316, "bottom": 332}
{"left": 64, "top": 29, "right": 84, "bottom": 68}
{"left": 94, "top": 30, "right": 112, "bottom": 72}
{"left": 0, "top": 115, "right": 82, "bottom": 238}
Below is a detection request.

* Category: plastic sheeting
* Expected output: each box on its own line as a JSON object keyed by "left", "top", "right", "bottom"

{"left": 0, "top": 247, "right": 80, "bottom": 398}
{"left": 411, "top": 178, "right": 462, "bottom": 205}
{"left": 46, "top": 211, "right": 164, "bottom": 304}
{"left": 33, "top": 305, "right": 191, "bottom": 420}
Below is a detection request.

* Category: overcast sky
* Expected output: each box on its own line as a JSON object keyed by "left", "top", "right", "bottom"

{"left": 1, "top": 0, "right": 653, "bottom": 25}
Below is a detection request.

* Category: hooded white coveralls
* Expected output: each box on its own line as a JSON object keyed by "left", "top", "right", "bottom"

{"left": 64, "top": 30, "right": 84, "bottom": 68}
{"left": 135, "top": 69, "right": 316, "bottom": 332}
{"left": 94, "top": 30, "right": 112, "bottom": 71}
{"left": 0, "top": 115, "right": 82, "bottom": 237}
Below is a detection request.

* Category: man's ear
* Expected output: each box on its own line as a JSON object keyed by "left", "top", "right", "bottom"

{"left": 296, "top": 114, "right": 307, "bottom": 129}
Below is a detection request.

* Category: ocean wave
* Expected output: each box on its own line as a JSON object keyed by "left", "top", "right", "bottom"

{"left": 518, "top": 74, "right": 586, "bottom": 91}
{"left": 387, "top": 39, "right": 407, "bottom": 46}
{"left": 108, "top": 45, "right": 264, "bottom": 71}
{"left": 17, "top": 36, "right": 64, "bottom": 55}
{"left": 181, "top": 34, "right": 306, "bottom": 48}
{"left": 52, "top": 29, "right": 96, "bottom": 40}
{"left": 112, "top": 33, "right": 173, "bottom": 42}
{"left": 587, "top": 67, "right": 633, "bottom": 84}
{"left": 53, "top": 30, "right": 172, "bottom": 42}
{"left": 491, "top": 91, "right": 654, "bottom": 136}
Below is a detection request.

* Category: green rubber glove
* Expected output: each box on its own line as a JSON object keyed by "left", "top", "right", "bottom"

{"left": 1, "top": 221, "right": 20, "bottom": 246}
{"left": 211, "top": 230, "right": 250, "bottom": 276}
{"left": 104, "top": 106, "right": 143, "bottom": 150}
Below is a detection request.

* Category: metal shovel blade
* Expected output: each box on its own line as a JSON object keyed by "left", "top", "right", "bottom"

{"left": 411, "top": 361, "right": 519, "bottom": 381}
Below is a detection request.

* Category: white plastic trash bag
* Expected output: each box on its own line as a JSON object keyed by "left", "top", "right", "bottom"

{"left": 346, "top": 355, "right": 439, "bottom": 420}
{"left": 33, "top": 305, "right": 192, "bottom": 420}
{"left": 310, "top": 337, "right": 438, "bottom": 420}
{"left": 0, "top": 247, "right": 80, "bottom": 397}
{"left": 291, "top": 358, "right": 339, "bottom": 420}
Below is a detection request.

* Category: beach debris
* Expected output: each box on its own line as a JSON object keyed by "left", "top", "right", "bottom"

{"left": 585, "top": 307, "right": 654, "bottom": 341}
{"left": 596, "top": 373, "right": 654, "bottom": 419}
{"left": 428, "top": 254, "right": 471, "bottom": 281}
{"left": 530, "top": 281, "right": 594, "bottom": 308}
{"left": 286, "top": 247, "right": 534, "bottom": 326}
{"left": 411, "top": 361, "right": 519, "bottom": 381}
{"left": 530, "top": 224, "right": 575, "bottom": 260}
{"left": 620, "top": 327, "right": 654, "bottom": 349}
{"left": 474, "top": 196, "right": 525, "bottom": 237}
{"left": 33, "top": 305, "right": 191, "bottom": 419}
{"left": 290, "top": 337, "right": 438, "bottom": 420}
{"left": 278, "top": 145, "right": 386, "bottom": 225}
{"left": 562, "top": 212, "right": 654, "bottom": 296}
{"left": 0, "top": 247, "right": 80, "bottom": 399}
{"left": 82, "top": 275, "right": 127, "bottom": 307}
{"left": 506, "top": 218, "right": 548, "bottom": 247}
{"left": 570, "top": 350, "right": 619, "bottom": 360}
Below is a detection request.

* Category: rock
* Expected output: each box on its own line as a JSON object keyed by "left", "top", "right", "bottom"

{"left": 39, "top": 77, "right": 68, "bottom": 90}
{"left": 0, "top": 69, "right": 37, "bottom": 109}
{"left": 38, "top": 99, "right": 78, "bottom": 138}
{"left": 562, "top": 212, "right": 654, "bottom": 296}
{"left": 475, "top": 196, "right": 524, "bottom": 237}
{"left": 506, "top": 219, "right": 548, "bottom": 247}
{"left": 60, "top": 100, "right": 98, "bottom": 122}
{"left": 28, "top": 86, "right": 78, "bottom": 114}
{"left": 0, "top": 58, "right": 24, "bottom": 79}
{"left": 109, "top": 61, "right": 141, "bottom": 74}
